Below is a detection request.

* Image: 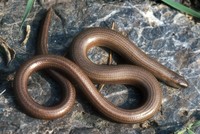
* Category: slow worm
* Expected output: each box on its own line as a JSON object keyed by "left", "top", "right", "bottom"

{"left": 14, "top": 8, "right": 188, "bottom": 123}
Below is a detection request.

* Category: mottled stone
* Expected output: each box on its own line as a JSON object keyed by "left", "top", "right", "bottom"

{"left": 0, "top": 0, "right": 200, "bottom": 133}
{"left": 141, "top": 128, "right": 155, "bottom": 134}
{"left": 69, "top": 127, "right": 101, "bottom": 134}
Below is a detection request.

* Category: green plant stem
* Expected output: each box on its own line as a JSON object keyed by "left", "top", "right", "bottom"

{"left": 20, "top": 0, "right": 35, "bottom": 30}
{"left": 161, "top": 0, "right": 200, "bottom": 18}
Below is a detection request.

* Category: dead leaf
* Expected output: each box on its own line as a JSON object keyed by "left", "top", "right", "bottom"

{"left": 0, "top": 37, "right": 15, "bottom": 65}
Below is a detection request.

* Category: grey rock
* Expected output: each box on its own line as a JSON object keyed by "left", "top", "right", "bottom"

{"left": 69, "top": 127, "right": 101, "bottom": 134}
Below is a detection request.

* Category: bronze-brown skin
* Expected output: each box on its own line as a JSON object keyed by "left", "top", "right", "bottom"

{"left": 14, "top": 8, "right": 188, "bottom": 123}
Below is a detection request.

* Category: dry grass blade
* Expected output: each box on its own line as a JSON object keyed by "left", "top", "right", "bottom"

{"left": 21, "top": 25, "right": 31, "bottom": 46}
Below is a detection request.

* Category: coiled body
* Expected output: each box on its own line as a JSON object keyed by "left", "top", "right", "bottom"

{"left": 70, "top": 28, "right": 188, "bottom": 88}
{"left": 14, "top": 9, "right": 188, "bottom": 123}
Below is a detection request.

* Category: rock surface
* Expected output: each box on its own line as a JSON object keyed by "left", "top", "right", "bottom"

{"left": 0, "top": 0, "right": 200, "bottom": 133}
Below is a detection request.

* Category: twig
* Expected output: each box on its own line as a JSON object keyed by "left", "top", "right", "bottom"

{"left": 98, "top": 22, "right": 116, "bottom": 92}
